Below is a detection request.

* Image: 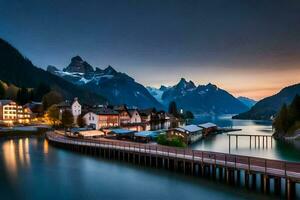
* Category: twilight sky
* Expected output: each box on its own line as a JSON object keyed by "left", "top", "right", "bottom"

{"left": 1, "top": 0, "right": 300, "bottom": 100}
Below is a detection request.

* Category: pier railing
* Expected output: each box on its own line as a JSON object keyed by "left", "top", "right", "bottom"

{"left": 47, "top": 131, "right": 300, "bottom": 181}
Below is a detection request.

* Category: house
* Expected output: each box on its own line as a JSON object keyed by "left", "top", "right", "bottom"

{"left": 83, "top": 107, "right": 120, "bottom": 130}
{"left": 166, "top": 124, "right": 203, "bottom": 144}
{"left": 106, "top": 128, "right": 135, "bottom": 140}
{"left": 128, "top": 109, "right": 142, "bottom": 123}
{"left": 0, "top": 100, "right": 31, "bottom": 124}
{"left": 57, "top": 97, "right": 82, "bottom": 124}
{"left": 139, "top": 108, "right": 156, "bottom": 123}
{"left": 83, "top": 112, "right": 99, "bottom": 129}
{"left": 114, "top": 105, "right": 131, "bottom": 125}
{"left": 134, "top": 130, "right": 161, "bottom": 143}
{"left": 71, "top": 97, "right": 82, "bottom": 123}
{"left": 24, "top": 101, "right": 44, "bottom": 118}
{"left": 199, "top": 122, "right": 218, "bottom": 136}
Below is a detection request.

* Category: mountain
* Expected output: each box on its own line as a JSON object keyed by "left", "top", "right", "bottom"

{"left": 0, "top": 38, "right": 106, "bottom": 104}
{"left": 233, "top": 83, "right": 300, "bottom": 120}
{"left": 152, "top": 78, "right": 248, "bottom": 114}
{"left": 146, "top": 85, "right": 171, "bottom": 104}
{"left": 237, "top": 96, "right": 257, "bottom": 108}
{"left": 48, "top": 56, "right": 162, "bottom": 109}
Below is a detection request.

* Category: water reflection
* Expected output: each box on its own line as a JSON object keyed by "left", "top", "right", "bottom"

{"left": 2, "top": 138, "right": 31, "bottom": 180}
{"left": 43, "top": 140, "right": 49, "bottom": 154}
{"left": 3, "top": 140, "right": 17, "bottom": 179}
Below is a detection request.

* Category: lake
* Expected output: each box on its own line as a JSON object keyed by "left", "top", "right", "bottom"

{"left": 190, "top": 114, "right": 300, "bottom": 162}
{"left": 0, "top": 116, "right": 299, "bottom": 199}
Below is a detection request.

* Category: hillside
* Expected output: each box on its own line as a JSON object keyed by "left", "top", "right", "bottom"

{"left": 237, "top": 96, "right": 257, "bottom": 108}
{"left": 233, "top": 83, "right": 300, "bottom": 120}
{"left": 0, "top": 38, "right": 106, "bottom": 104}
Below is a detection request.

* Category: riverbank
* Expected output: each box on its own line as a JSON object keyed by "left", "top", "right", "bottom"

{"left": 0, "top": 126, "right": 50, "bottom": 138}
{"left": 273, "top": 129, "right": 300, "bottom": 141}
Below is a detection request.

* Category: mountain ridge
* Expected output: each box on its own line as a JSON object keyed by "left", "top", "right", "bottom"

{"left": 233, "top": 83, "right": 300, "bottom": 120}
{"left": 148, "top": 78, "right": 249, "bottom": 114}
{"left": 48, "top": 56, "right": 162, "bottom": 109}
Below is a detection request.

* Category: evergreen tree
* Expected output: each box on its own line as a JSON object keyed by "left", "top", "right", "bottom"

{"left": 46, "top": 105, "right": 60, "bottom": 126}
{"left": 16, "top": 87, "right": 30, "bottom": 105}
{"left": 61, "top": 110, "right": 74, "bottom": 128}
{"left": 42, "top": 91, "right": 63, "bottom": 110}
{"left": 274, "top": 104, "right": 289, "bottom": 133}
{"left": 184, "top": 111, "right": 194, "bottom": 119}
{"left": 77, "top": 113, "right": 86, "bottom": 128}
{"left": 0, "top": 82, "right": 5, "bottom": 99}
{"left": 168, "top": 101, "right": 179, "bottom": 117}
{"left": 289, "top": 94, "right": 300, "bottom": 121}
{"left": 34, "top": 83, "right": 51, "bottom": 101}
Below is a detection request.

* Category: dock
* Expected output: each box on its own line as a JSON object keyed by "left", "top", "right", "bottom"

{"left": 227, "top": 132, "right": 274, "bottom": 152}
{"left": 46, "top": 131, "right": 300, "bottom": 199}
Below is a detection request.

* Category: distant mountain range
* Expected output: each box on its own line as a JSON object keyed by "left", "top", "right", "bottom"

{"left": 0, "top": 38, "right": 106, "bottom": 104}
{"left": 47, "top": 56, "right": 162, "bottom": 109}
{"left": 233, "top": 83, "right": 300, "bottom": 120}
{"left": 237, "top": 96, "right": 257, "bottom": 108}
{"left": 147, "top": 78, "right": 249, "bottom": 114}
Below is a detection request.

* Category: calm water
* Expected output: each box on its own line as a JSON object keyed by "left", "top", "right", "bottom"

{"left": 0, "top": 116, "right": 299, "bottom": 199}
{"left": 191, "top": 114, "right": 300, "bottom": 162}
{"left": 0, "top": 136, "right": 289, "bottom": 200}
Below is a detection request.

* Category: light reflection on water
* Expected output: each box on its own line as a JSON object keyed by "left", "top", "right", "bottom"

{"left": 2, "top": 138, "right": 31, "bottom": 181}
{"left": 0, "top": 136, "right": 288, "bottom": 200}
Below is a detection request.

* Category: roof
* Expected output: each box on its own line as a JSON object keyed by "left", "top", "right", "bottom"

{"left": 128, "top": 109, "right": 139, "bottom": 117}
{"left": 175, "top": 125, "right": 203, "bottom": 133}
{"left": 0, "top": 100, "right": 15, "bottom": 106}
{"left": 94, "top": 107, "right": 119, "bottom": 115}
{"left": 78, "top": 130, "right": 104, "bottom": 137}
{"left": 109, "top": 128, "right": 135, "bottom": 135}
{"left": 24, "top": 102, "right": 43, "bottom": 113}
{"left": 134, "top": 131, "right": 158, "bottom": 138}
{"left": 199, "top": 123, "right": 217, "bottom": 129}
{"left": 139, "top": 108, "right": 155, "bottom": 116}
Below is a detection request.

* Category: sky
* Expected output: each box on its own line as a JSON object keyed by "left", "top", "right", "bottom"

{"left": 1, "top": 0, "right": 300, "bottom": 100}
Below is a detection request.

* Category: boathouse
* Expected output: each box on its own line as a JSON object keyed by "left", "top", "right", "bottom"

{"left": 107, "top": 128, "right": 135, "bottom": 140}
{"left": 167, "top": 125, "right": 203, "bottom": 144}
{"left": 134, "top": 130, "right": 160, "bottom": 143}
{"left": 199, "top": 122, "right": 218, "bottom": 136}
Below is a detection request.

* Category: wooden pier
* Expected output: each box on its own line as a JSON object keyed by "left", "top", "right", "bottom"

{"left": 228, "top": 133, "right": 273, "bottom": 152}
{"left": 46, "top": 131, "right": 300, "bottom": 199}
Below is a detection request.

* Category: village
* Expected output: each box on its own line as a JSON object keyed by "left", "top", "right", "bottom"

{"left": 0, "top": 98, "right": 219, "bottom": 146}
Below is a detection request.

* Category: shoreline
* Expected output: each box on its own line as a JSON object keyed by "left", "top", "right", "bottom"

{"left": 0, "top": 127, "right": 50, "bottom": 139}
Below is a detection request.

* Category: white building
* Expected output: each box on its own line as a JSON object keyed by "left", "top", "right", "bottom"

{"left": 128, "top": 109, "right": 141, "bottom": 123}
{"left": 71, "top": 97, "right": 82, "bottom": 123}
{"left": 0, "top": 100, "right": 31, "bottom": 124}
{"left": 83, "top": 112, "right": 99, "bottom": 129}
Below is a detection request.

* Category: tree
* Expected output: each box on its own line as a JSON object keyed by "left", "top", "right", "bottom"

{"left": 157, "top": 134, "right": 168, "bottom": 145}
{"left": 289, "top": 94, "right": 300, "bottom": 121}
{"left": 16, "top": 87, "right": 30, "bottom": 105}
{"left": 184, "top": 111, "right": 194, "bottom": 119}
{"left": 42, "top": 90, "right": 63, "bottom": 110}
{"left": 0, "top": 82, "right": 5, "bottom": 99}
{"left": 274, "top": 104, "right": 289, "bottom": 133}
{"left": 77, "top": 113, "right": 86, "bottom": 127}
{"left": 168, "top": 101, "right": 179, "bottom": 117}
{"left": 34, "top": 83, "right": 51, "bottom": 101}
{"left": 61, "top": 110, "right": 74, "bottom": 128}
{"left": 46, "top": 105, "right": 60, "bottom": 126}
